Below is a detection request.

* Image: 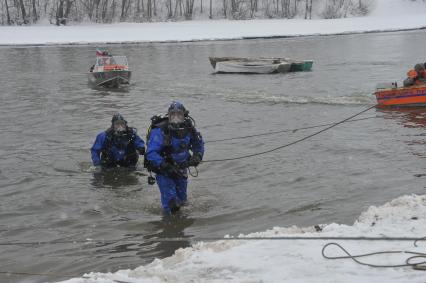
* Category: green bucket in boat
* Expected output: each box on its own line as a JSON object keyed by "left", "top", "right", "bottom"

{"left": 303, "top": 60, "right": 313, "bottom": 71}
{"left": 290, "top": 60, "right": 314, "bottom": 72}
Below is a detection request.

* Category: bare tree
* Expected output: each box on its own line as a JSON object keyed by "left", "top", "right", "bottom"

{"left": 230, "top": 0, "right": 237, "bottom": 17}
{"left": 276, "top": 0, "right": 279, "bottom": 16}
{"left": 80, "top": 0, "right": 96, "bottom": 21}
{"left": 174, "top": 0, "right": 183, "bottom": 17}
{"left": 147, "top": 0, "right": 152, "bottom": 19}
{"left": 184, "top": 0, "right": 195, "bottom": 19}
{"left": 119, "top": 0, "right": 133, "bottom": 21}
{"left": 304, "top": 0, "right": 312, "bottom": 19}
{"left": 101, "top": 0, "right": 109, "bottom": 22}
{"left": 250, "top": 0, "right": 258, "bottom": 17}
{"left": 111, "top": 0, "right": 116, "bottom": 20}
{"left": 65, "top": 0, "right": 75, "bottom": 22}
{"left": 166, "top": 0, "right": 172, "bottom": 18}
{"left": 32, "top": 0, "right": 38, "bottom": 22}
{"left": 140, "top": 0, "right": 145, "bottom": 19}
{"left": 120, "top": 0, "right": 127, "bottom": 20}
{"left": 135, "top": 0, "right": 144, "bottom": 21}
{"left": 56, "top": 0, "right": 64, "bottom": 25}
{"left": 4, "top": 0, "right": 11, "bottom": 25}
{"left": 56, "top": 0, "right": 75, "bottom": 25}
{"left": 280, "top": 0, "right": 291, "bottom": 18}
{"left": 153, "top": 0, "right": 156, "bottom": 16}
{"left": 17, "top": 0, "right": 28, "bottom": 24}
{"left": 293, "top": 0, "right": 300, "bottom": 17}
{"left": 0, "top": 0, "right": 373, "bottom": 25}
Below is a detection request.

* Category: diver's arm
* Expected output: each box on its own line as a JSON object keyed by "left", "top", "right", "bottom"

{"left": 91, "top": 132, "right": 106, "bottom": 166}
{"left": 146, "top": 128, "right": 165, "bottom": 167}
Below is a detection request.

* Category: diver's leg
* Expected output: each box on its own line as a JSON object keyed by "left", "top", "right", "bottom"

{"left": 156, "top": 174, "right": 178, "bottom": 214}
{"left": 175, "top": 177, "right": 188, "bottom": 206}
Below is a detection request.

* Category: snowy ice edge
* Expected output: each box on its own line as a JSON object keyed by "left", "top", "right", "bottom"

{"left": 57, "top": 193, "right": 426, "bottom": 283}
{"left": 1, "top": 26, "right": 426, "bottom": 47}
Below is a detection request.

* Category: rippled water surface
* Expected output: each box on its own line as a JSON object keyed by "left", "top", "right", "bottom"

{"left": 1, "top": 30, "right": 425, "bottom": 283}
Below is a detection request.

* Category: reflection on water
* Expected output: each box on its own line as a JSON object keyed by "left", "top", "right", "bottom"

{"left": 90, "top": 85, "right": 131, "bottom": 94}
{"left": 379, "top": 107, "right": 426, "bottom": 129}
{"left": 91, "top": 167, "right": 142, "bottom": 188}
{"left": 138, "top": 215, "right": 195, "bottom": 259}
{"left": 102, "top": 214, "right": 194, "bottom": 262}
{"left": 378, "top": 107, "right": 426, "bottom": 158}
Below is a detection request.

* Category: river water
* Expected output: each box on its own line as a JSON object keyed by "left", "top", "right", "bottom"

{"left": 0, "top": 30, "right": 425, "bottom": 283}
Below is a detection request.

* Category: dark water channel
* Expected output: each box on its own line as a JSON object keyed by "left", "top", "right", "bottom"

{"left": 0, "top": 30, "right": 425, "bottom": 283}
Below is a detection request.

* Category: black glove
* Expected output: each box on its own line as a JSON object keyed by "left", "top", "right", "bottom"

{"left": 137, "top": 147, "right": 145, "bottom": 155}
{"left": 188, "top": 153, "right": 202, "bottom": 167}
{"left": 160, "top": 161, "right": 180, "bottom": 177}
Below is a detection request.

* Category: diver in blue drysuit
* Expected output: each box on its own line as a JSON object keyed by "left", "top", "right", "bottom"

{"left": 145, "top": 102, "right": 204, "bottom": 214}
{"left": 91, "top": 113, "right": 145, "bottom": 169}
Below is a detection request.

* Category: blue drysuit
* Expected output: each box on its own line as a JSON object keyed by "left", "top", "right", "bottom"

{"left": 91, "top": 128, "right": 145, "bottom": 168}
{"left": 146, "top": 127, "right": 204, "bottom": 214}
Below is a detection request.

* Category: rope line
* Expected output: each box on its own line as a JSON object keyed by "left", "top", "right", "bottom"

{"left": 146, "top": 236, "right": 426, "bottom": 242}
{"left": 0, "top": 271, "right": 125, "bottom": 283}
{"left": 203, "top": 105, "right": 376, "bottom": 163}
{"left": 414, "top": 237, "right": 426, "bottom": 247}
{"left": 322, "top": 242, "right": 426, "bottom": 270}
{"left": 0, "top": 238, "right": 134, "bottom": 246}
{"left": 1, "top": 235, "right": 425, "bottom": 246}
{"left": 0, "top": 270, "right": 82, "bottom": 278}
{"left": 2, "top": 236, "right": 424, "bottom": 278}
{"left": 205, "top": 116, "right": 378, "bottom": 143}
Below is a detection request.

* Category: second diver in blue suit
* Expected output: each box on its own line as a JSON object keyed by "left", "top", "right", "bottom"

{"left": 91, "top": 113, "right": 145, "bottom": 169}
{"left": 145, "top": 102, "right": 204, "bottom": 215}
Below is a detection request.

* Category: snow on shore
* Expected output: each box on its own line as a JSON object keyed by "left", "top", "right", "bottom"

{"left": 58, "top": 194, "right": 426, "bottom": 283}
{"left": 1, "top": 0, "right": 426, "bottom": 45}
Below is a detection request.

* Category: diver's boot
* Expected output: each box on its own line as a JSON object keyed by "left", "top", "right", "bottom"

{"left": 169, "top": 199, "right": 181, "bottom": 214}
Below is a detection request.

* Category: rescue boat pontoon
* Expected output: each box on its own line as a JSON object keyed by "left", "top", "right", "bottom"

{"left": 374, "top": 83, "right": 426, "bottom": 107}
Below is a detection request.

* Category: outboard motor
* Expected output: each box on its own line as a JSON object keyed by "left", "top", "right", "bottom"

{"left": 376, "top": 82, "right": 397, "bottom": 90}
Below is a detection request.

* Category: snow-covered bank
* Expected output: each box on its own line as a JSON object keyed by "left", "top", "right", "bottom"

{"left": 58, "top": 194, "right": 426, "bottom": 283}
{"left": 1, "top": 0, "right": 426, "bottom": 46}
{"left": 0, "top": 15, "right": 425, "bottom": 46}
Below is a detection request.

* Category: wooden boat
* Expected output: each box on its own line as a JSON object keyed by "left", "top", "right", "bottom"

{"left": 374, "top": 83, "right": 426, "bottom": 107}
{"left": 209, "top": 57, "right": 313, "bottom": 74}
{"left": 88, "top": 54, "right": 131, "bottom": 88}
{"left": 215, "top": 60, "right": 292, "bottom": 74}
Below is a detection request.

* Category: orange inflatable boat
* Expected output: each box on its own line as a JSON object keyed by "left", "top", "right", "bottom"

{"left": 374, "top": 83, "right": 426, "bottom": 107}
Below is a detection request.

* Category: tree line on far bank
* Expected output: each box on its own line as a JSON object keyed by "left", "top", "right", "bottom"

{"left": 0, "top": 0, "right": 374, "bottom": 26}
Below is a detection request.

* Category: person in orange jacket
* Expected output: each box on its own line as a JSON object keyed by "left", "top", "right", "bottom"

{"left": 403, "top": 63, "right": 426, "bottom": 87}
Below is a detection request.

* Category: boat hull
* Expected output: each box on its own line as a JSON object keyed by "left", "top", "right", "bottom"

{"left": 209, "top": 57, "right": 312, "bottom": 74}
{"left": 88, "top": 70, "right": 131, "bottom": 88}
{"left": 215, "top": 61, "right": 291, "bottom": 74}
{"left": 374, "top": 85, "right": 426, "bottom": 107}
